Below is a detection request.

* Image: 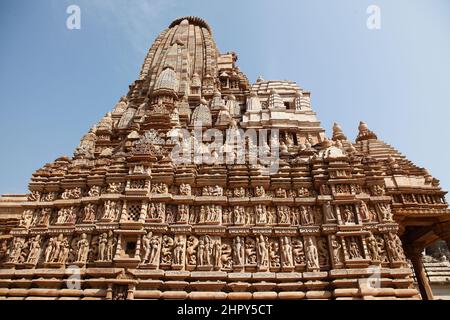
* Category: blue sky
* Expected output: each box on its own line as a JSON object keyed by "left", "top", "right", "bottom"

{"left": 0, "top": 0, "right": 449, "bottom": 194}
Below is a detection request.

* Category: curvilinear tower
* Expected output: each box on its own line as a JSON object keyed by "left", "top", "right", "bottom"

{"left": 0, "top": 17, "right": 449, "bottom": 300}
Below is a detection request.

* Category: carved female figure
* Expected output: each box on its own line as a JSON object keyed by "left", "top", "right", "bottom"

{"left": 98, "top": 233, "right": 108, "bottom": 261}
{"left": 173, "top": 238, "right": 184, "bottom": 265}
{"left": 76, "top": 233, "right": 90, "bottom": 263}
{"left": 323, "top": 201, "right": 336, "bottom": 221}
{"left": 233, "top": 236, "right": 245, "bottom": 265}
{"left": 26, "top": 235, "right": 41, "bottom": 264}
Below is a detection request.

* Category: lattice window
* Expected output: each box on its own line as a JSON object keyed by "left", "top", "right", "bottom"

{"left": 127, "top": 203, "right": 142, "bottom": 221}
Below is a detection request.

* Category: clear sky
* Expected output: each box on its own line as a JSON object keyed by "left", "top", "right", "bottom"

{"left": 0, "top": 0, "right": 449, "bottom": 195}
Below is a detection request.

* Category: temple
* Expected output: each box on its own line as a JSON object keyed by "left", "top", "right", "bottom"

{"left": 0, "top": 16, "right": 449, "bottom": 300}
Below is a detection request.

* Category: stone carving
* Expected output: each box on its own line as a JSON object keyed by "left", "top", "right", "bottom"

{"left": 233, "top": 236, "right": 245, "bottom": 266}
{"left": 88, "top": 186, "right": 101, "bottom": 197}
{"left": 7, "top": 237, "right": 26, "bottom": 264}
{"left": 378, "top": 203, "right": 393, "bottom": 221}
{"left": 179, "top": 183, "right": 191, "bottom": 196}
{"left": 186, "top": 236, "right": 199, "bottom": 266}
{"left": 82, "top": 203, "right": 97, "bottom": 222}
{"left": 280, "top": 236, "right": 293, "bottom": 267}
{"left": 341, "top": 205, "right": 355, "bottom": 224}
{"left": 255, "top": 204, "right": 267, "bottom": 224}
{"left": 28, "top": 191, "right": 41, "bottom": 202}
{"left": 0, "top": 17, "right": 441, "bottom": 301}
{"left": 255, "top": 186, "right": 265, "bottom": 197}
{"left": 26, "top": 235, "right": 42, "bottom": 265}
{"left": 75, "top": 233, "right": 90, "bottom": 263}
{"left": 107, "top": 182, "right": 123, "bottom": 194}
{"left": 61, "top": 187, "right": 82, "bottom": 200}
{"left": 44, "top": 234, "right": 70, "bottom": 264}
{"left": 292, "top": 238, "right": 305, "bottom": 265}
{"left": 177, "top": 204, "right": 189, "bottom": 223}
{"left": 387, "top": 233, "right": 405, "bottom": 262}
{"left": 202, "top": 185, "right": 223, "bottom": 196}
{"left": 347, "top": 238, "right": 362, "bottom": 259}
{"left": 331, "top": 236, "right": 342, "bottom": 264}
{"left": 277, "top": 206, "right": 291, "bottom": 225}
{"left": 173, "top": 236, "right": 185, "bottom": 265}
{"left": 256, "top": 235, "right": 269, "bottom": 269}
{"left": 161, "top": 235, "right": 174, "bottom": 265}
{"left": 359, "top": 200, "right": 370, "bottom": 221}
{"left": 117, "top": 108, "right": 136, "bottom": 129}
{"left": 300, "top": 206, "right": 314, "bottom": 225}
{"left": 56, "top": 207, "right": 78, "bottom": 225}
{"left": 323, "top": 201, "right": 335, "bottom": 222}
{"left": 306, "top": 238, "right": 319, "bottom": 270}
{"left": 366, "top": 233, "right": 380, "bottom": 261}
{"left": 19, "top": 209, "right": 34, "bottom": 228}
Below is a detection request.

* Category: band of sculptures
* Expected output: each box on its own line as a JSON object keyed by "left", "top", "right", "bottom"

{"left": 5, "top": 182, "right": 407, "bottom": 272}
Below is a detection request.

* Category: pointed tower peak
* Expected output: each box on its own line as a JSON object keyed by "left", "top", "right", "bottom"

{"left": 356, "top": 120, "right": 378, "bottom": 142}
{"left": 332, "top": 122, "right": 348, "bottom": 141}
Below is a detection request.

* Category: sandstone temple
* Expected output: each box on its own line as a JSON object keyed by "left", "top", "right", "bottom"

{"left": 0, "top": 16, "right": 449, "bottom": 300}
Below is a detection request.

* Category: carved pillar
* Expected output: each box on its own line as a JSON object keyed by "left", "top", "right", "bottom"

{"left": 407, "top": 247, "right": 434, "bottom": 300}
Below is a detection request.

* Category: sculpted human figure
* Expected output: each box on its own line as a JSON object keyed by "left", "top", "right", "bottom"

{"left": 256, "top": 205, "right": 267, "bottom": 224}
{"left": 38, "top": 208, "right": 51, "bottom": 226}
{"left": 44, "top": 237, "right": 55, "bottom": 263}
{"left": 359, "top": 201, "right": 370, "bottom": 221}
{"left": 212, "top": 241, "right": 221, "bottom": 268}
{"left": 98, "top": 233, "right": 108, "bottom": 261}
{"left": 161, "top": 235, "right": 174, "bottom": 264}
{"left": 186, "top": 236, "right": 199, "bottom": 265}
{"left": 281, "top": 236, "right": 293, "bottom": 267}
{"left": 106, "top": 231, "right": 116, "bottom": 261}
{"left": 26, "top": 235, "right": 41, "bottom": 264}
{"left": 342, "top": 206, "right": 354, "bottom": 224}
{"left": 270, "top": 241, "right": 281, "bottom": 267}
{"left": 300, "top": 206, "right": 313, "bottom": 225}
{"left": 50, "top": 234, "right": 64, "bottom": 263}
{"left": 197, "top": 240, "right": 205, "bottom": 265}
{"left": 179, "top": 183, "right": 191, "bottom": 196}
{"left": 142, "top": 231, "right": 152, "bottom": 263}
{"left": 366, "top": 233, "right": 379, "bottom": 261}
{"left": 233, "top": 236, "right": 245, "bottom": 265}
{"left": 83, "top": 203, "right": 96, "bottom": 222}
{"left": 173, "top": 238, "right": 184, "bottom": 265}
{"left": 204, "top": 236, "right": 213, "bottom": 265}
{"left": 323, "top": 201, "right": 336, "bottom": 221}
{"left": 19, "top": 210, "right": 33, "bottom": 229}
{"left": 76, "top": 233, "right": 90, "bottom": 263}
{"left": 8, "top": 237, "right": 25, "bottom": 264}
{"left": 291, "top": 207, "right": 300, "bottom": 226}
{"left": 88, "top": 185, "right": 101, "bottom": 197}
{"left": 306, "top": 238, "right": 319, "bottom": 269}
{"left": 256, "top": 235, "right": 269, "bottom": 268}
{"left": 380, "top": 203, "right": 393, "bottom": 221}
{"left": 255, "top": 186, "right": 265, "bottom": 197}
{"left": 292, "top": 239, "right": 305, "bottom": 265}
{"left": 149, "top": 235, "right": 160, "bottom": 265}
{"left": 57, "top": 238, "right": 70, "bottom": 264}
{"left": 349, "top": 240, "right": 361, "bottom": 259}
{"left": 331, "top": 236, "right": 342, "bottom": 264}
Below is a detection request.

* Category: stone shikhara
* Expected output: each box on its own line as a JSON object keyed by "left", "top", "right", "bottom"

{"left": 0, "top": 16, "right": 449, "bottom": 300}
